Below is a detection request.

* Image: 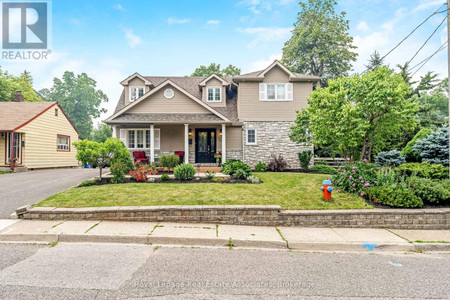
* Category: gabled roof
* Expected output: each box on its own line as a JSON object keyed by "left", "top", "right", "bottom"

{"left": 198, "top": 74, "right": 229, "bottom": 87}
{"left": 120, "top": 72, "right": 152, "bottom": 86}
{"left": 105, "top": 79, "right": 231, "bottom": 123}
{"left": 257, "top": 60, "right": 296, "bottom": 78}
{"left": 0, "top": 102, "right": 79, "bottom": 134}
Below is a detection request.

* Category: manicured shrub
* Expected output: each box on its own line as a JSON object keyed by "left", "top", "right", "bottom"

{"left": 298, "top": 150, "right": 312, "bottom": 171}
{"left": 160, "top": 174, "right": 170, "bottom": 182}
{"left": 234, "top": 169, "right": 248, "bottom": 179}
{"left": 255, "top": 161, "right": 268, "bottom": 172}
{"left": 395, "top": 162, "right": 449, "bottom": 180}
{"left": 412, "top": 127, "right": 449, "bottom": 167}
{"left": 221, "top": 160, "right": 252, "bottom": 177}
{"left": 407, "top": 176, "right": 450, "bottom": 205}
{"left": 247, "top": 175, "right": 261, "bottom": 184}
{"left": 332, "top": 160, "right": 378, "bottom": 194}
{"left": 159, "top": 154, "right": 180, "bottom": 171}
{"left": 310, "top": 164, "right": 337, "bottom": 175}
{"left": 268, "top": 154, "right": 288, "bottom": 172}
{"left": 402, "top": 128, "right": 432, "bottom": 162}
{"left": 174, "top": 164, "right": 196, "bottom": 180}
{"left": 375, "top": 150, "right": 406, "bottom": 167}
{"left": 367, "top": 185, "right": 423, "bottom": 208}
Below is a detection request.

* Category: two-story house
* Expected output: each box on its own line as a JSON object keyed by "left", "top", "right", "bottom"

{"left": 104, "top": 60, "right": 319, "bottom": 169}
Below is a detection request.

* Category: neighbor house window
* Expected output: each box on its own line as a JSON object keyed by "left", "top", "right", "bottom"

{"left": 57, "top": 135, "right": 70, "bottom": 151}
{"left": 206, "top": 87, "right": 222, "bottom": 102}
{"left": 127, "top": 129, "right": 160, "bottom": 149}
{"left": 129, "top": 86, "right": 144, "bottom": 102}
{"left": 246, "top": 129, "right": 257, "bottom": 145}
{"left": 259, "top": 83, "right": 293, "bottom": 101}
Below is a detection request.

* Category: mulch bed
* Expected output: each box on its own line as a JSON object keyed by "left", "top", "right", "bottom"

{"left": 78, "top": 177, "right": 252, "bottom": 187}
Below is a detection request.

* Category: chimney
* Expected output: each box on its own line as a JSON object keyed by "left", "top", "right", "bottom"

{"left": 13, "top": 90, "right": 24, "bottom": 102}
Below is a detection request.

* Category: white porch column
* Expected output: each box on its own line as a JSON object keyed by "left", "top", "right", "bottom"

{"left": 184, "top": 124, "right": 189, "bottom": 164}
{"left": 150, "top": 124, "right": 155, "bottom": 163}
{"left": 221, "top": 124, "right": 226, "bottom": 163}
{"left": 111, "top": 125, "right": 117, "bottom": 138}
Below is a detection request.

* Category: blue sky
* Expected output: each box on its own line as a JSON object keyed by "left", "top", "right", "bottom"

{"left": 2, "top": 0, "right": 448, "bottom": 122}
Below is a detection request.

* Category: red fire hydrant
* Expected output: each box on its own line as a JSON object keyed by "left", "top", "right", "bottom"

{"left": 320, "top": 180, "right": 334, "bottom": 200}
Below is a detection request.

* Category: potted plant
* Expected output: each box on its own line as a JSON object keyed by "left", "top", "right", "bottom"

{"left": 214, "top": 152, "right": 222, "bottom": 166}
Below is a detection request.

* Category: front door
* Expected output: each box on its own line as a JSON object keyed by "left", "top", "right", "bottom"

{"left": 195, "top": 129, "right": 216, "bottom": 163}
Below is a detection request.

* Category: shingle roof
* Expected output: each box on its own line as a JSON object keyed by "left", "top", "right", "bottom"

{"left": 0, "top": 102, "right": 56, "bottom": 131}
{"left": 236, "top": 70, "right": 320, "bottom": 81}
{"left": 109, "top": 113, "right": 224, "bottom": 123}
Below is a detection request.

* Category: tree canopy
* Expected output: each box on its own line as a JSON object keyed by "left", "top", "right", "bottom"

{"left": 40, "top": 71, "right": 108, "bottom": 139}
{"left": 281, "top": 0, "right": 357, "bottom": 85}
{"left": 289, "top": 66, "right": 417, "bottom": 161}
{"left": 365, "top": 51, "right": 384, "bottom": 72}
{"left": 190, "top": 63, "right": 241, "bottom": 77}
{"left": 0, "top": 68, "right": 41, "bottom": 102}
{"left": 90, "top": 123, "right": 112, "bottom": 143}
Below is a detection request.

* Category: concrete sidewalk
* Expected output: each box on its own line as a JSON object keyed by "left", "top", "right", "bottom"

{"left": 0, "top": 220, "right": 449, "bottom": 252}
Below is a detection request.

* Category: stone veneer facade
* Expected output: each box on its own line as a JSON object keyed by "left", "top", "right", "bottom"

{"left": 243, "top": 121, "right": 312, "bottom": 169}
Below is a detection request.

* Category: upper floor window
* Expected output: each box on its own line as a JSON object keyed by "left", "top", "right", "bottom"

{"left": 129, "top": 86, "right": 144, "bottom": 102}
{"left": 57, "top": 135, "right": 70, "bottom": 151}
{"left": 207, "top": 87, "right": 222, "bottom": 102}
{"left": 259, "top": 83, "right": 293, "bottom": 101}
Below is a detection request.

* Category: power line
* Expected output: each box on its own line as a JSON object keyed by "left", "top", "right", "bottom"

{"left": 410, "top": 41, "right": 448, "bottom": 70}
{"left": 407, "top": 16, "right": 447, "bottom": 65}
{"left": 381, "top": 3, "right": 447, "bottom": 61}
{"left": 412, "top": 42, "right": 448, "bottom": 76}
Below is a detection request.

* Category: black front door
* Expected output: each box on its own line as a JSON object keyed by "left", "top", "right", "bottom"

{"left": 195, "top": 129, "right": 216, "bottom": 163}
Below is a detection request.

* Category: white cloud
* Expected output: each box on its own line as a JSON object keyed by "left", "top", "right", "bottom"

{"left": 167, "top": 17, "right": 191, "bottom": 25}
{"left": 123, "top": 28, "right": 142, "bottom": 48}
{"left": 251, "top": 53, "right": 282, "bottom": 71}
{"left": 206, "top": 20, "right": 221, "bottom": 25}
{"left": 413, "top": 0, "right": 444, "bottom": 12}
{"left": 278, "top": 0, "right": 295, "bottom": 5}
{"left": 237, "top": 27, "right": 292, "bottom": 47}
{"left": 114, "top": 3, "right": 124, "bottom": 11}
{"left": 356, "top": 21, "right": 370, "bottom": 32}
{"left": 238, "top": 0, "right": 272, "bottom": 15}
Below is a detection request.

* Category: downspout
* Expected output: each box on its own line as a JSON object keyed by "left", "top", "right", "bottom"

{"left": 10, "top": 132, "right": 15, "bottom": 172}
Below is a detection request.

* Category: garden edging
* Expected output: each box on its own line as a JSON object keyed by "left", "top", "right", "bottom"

{"left": 16, "top": 205, "right": 450, "bottom": 229}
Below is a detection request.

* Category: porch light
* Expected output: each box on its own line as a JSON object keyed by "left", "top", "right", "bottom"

{"left": 219, "top": 129, "right": 222, "bottom": 137}
{"left": 188, "top": 128, "right": 192, "bottom": 136}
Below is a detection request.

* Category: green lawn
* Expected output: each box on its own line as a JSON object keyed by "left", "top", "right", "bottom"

{"left": 36, "top": 172, "right": 371, "bottom": 210}
{"left": 0, "top": 171, "right": 11, "bottom": 175}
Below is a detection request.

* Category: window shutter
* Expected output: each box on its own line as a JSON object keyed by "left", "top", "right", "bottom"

{"left": 259, "top": 83, "right": 266, "bottom": 100}
{"left": 120, "top": 129, "right": 127, "bottom": 146}
{"left": 154, "top": 129, "right": 161, "bottom": 150}
{"left": 287, "top": 83, "right": 293, "bottom": 100}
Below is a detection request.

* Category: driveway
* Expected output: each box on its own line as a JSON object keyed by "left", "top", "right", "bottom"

{"left": 0, "top": 168, "right": 98, "bottom": 218}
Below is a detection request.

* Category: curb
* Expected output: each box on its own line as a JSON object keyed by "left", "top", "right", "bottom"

{"left": 1, "top": 233, "right": 449, "bottom": 252}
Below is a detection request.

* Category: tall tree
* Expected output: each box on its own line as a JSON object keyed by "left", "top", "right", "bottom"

{"left": 90, "top": 123, "right": 112, "bottom": 143}
{"left": 0, "top": 68, "right": 41, "bottom": 102}
{"left": 41, "top": 72, "right": 108, "bottom": 139}
{"left": 190, "top": 63, "right": 241, "bottom": 77}
{"left": 281, "top": 0, "right": 357, "bottom": 85}
{"left": 415, "top": 71, "right": 440, "bottom": 96}
{"left": 289, "top": 66, "right": 417, "bottom": 161}
{"left": 365, "top": 51, "right": 384, "bottom": 72}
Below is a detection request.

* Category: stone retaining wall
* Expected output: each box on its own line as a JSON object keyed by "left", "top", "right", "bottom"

{"left": 16, "top": 206, "right": 450, "bottom": 229}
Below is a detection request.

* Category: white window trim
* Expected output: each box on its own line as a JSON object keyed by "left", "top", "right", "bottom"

{"left": 126, "top": 128, "right": 160, "bottom": 150}
{"left": 206, "top": 86, "right": 222, "bottom": 102}
{"left": 129, "top": 86, "right": 145, "bottom": 102}
{"left": 246, "top": 128, "right": 257, "bottom": 145}
{"left": 259, "top": 83, "right": 293, "bottom": 102}
{"left": 57, "top": 135, "right": 70, "bottom": 151}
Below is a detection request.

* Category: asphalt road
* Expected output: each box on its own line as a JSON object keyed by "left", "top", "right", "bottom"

{"left": 0, "top": 243, "right": 448, "bottom": 299}
{"left": 0, "top": 168, "right": 98, "bottom": 218}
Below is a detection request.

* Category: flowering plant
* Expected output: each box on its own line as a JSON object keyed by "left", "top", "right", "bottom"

{"left": 129, "top": 164, "right": 158, "bottom": 182}
{"left": 332, "top": 161, "right": 378, "bottom": 195}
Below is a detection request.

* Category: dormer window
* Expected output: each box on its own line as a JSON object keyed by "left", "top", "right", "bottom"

{"left": 129, "top": 86, "right": 144, "bottom": 102}
{"left": 207, "top": 86, "right": 222, "bottom": 102}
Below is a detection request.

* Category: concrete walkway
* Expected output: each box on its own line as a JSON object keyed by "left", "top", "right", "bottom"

{"left": 0, "top": 168, "right": 98, "bottom": 218}
{"left": 0, "top": 220, "right": 449, "bottom": 252}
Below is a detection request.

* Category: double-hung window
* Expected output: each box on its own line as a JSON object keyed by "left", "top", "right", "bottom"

{"left": 129, "top": 86, "right": 144, "bottom": 102}
{"left": 126, "top": 129, "right": 160, "bottom": 149}
{"left": 259, "top": 83, "right": 293, "bottom": 101}
{"left": 57, "top": 135, "right": 70, "bottom": 151}
{"left": 206, "top": 87, "right": 222, "bottom": 102}
{"left": 246, "top": 129, "right": 257, "bottom": 145}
